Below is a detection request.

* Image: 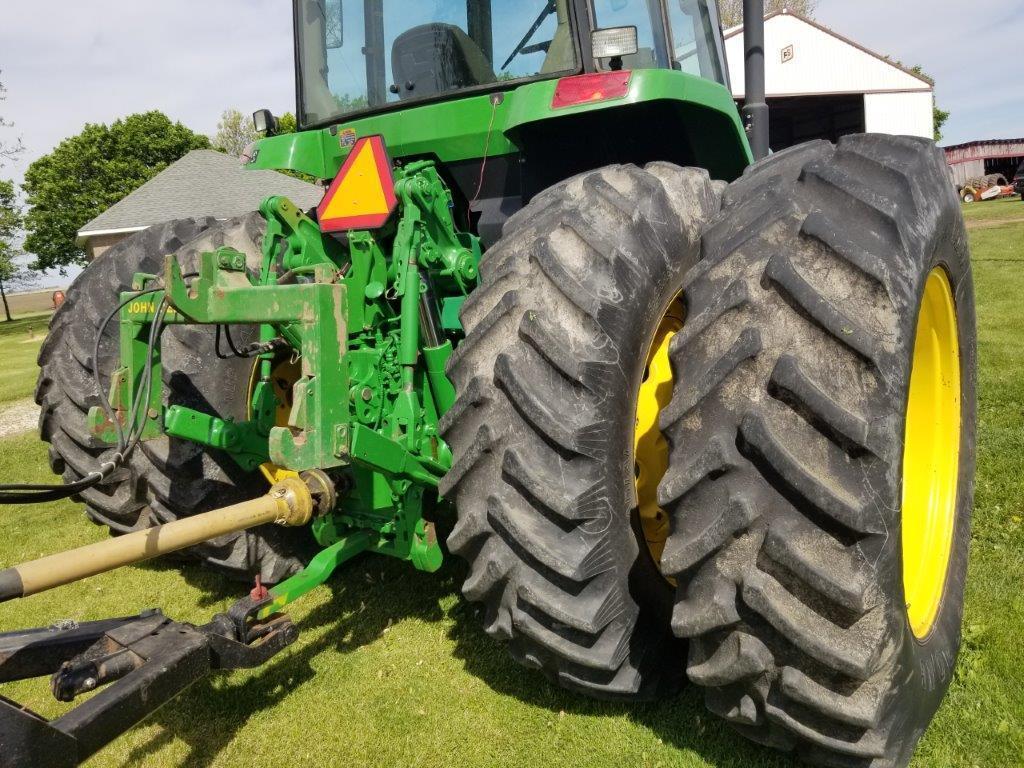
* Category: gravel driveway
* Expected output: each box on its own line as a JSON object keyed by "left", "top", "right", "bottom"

{"left": 0, "top": 398, "right": 40, "bottom": 438}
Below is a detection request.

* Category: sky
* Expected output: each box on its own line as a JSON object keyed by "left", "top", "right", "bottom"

{"left": 815, "top": 0, "right": 1024, "bottom": 145}
{"left": 0, "top": 0, "right": 1022, "bottom": 285}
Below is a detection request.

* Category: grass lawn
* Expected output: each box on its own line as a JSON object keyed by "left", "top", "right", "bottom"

{"left": 961, "top": 196, "right": 1024, "bottom": 223}
{"left": 0, "top": 312, "right": 50, "bottom": 406}
{"left": 0, "top": 214, "right": 1022, "bottom": 767}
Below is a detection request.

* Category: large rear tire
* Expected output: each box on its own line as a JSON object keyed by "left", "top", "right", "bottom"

{"left": 659, "top": 136, "right": 975, "bottom": 765}
{"left": 36, "top": 215, "right": 309, "bottom": 582}
{"left": 442, "top": 164, "right": 720, "bottom": 698}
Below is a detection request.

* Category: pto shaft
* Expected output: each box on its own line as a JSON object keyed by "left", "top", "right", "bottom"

{"left": 0, "top": 477, "right": 316, "bottom": 603}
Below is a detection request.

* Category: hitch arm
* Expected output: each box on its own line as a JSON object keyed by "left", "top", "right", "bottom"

{"left": 0, "top": 602, "right": 297, "bottom": 768}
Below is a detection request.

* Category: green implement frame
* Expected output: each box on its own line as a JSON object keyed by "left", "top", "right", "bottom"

{"left": 88, "top": 159, "right": 480, "bottom": 590}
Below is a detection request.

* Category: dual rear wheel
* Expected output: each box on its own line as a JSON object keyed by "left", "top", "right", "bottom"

{"left": 447, "top": 135, "right": 975, "bottom": 766}
{"left": 36, "top": 134, "right": 973, "bottom": 767}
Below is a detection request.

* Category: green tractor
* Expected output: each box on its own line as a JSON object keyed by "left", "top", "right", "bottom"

{"left": 0, "top": 1, "right": 975, "bottom": 766}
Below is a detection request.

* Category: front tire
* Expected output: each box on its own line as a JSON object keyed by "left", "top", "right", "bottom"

{"left": 658, "top": 136, "right": 975, "bottom": 765}
{"left": 442, "top": 164, "right": 721, "bottom": 699}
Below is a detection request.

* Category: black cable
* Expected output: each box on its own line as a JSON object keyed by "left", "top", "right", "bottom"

{"left": 0, "top": 277, "right": 189, "bottom": 504}
{"left": 215, "top": 323, "right": 249, "bottom": 359}
{"left": 96, "top": 288, "right": 159, "bottom": 452}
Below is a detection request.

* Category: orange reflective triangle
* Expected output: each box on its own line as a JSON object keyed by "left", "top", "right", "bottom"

{"left": 317, "top": 135, "right": 398, "bottom": 232}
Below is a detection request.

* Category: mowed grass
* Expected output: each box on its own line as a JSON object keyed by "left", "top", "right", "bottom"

{"left": 0, "top": 312, "right": 50, "bottom": 406}
{"left": 0, "top": 215, "right": 1023, "bottom": 767}
{"left": 961, "top": 196, "right": 1024, "bottom": 223}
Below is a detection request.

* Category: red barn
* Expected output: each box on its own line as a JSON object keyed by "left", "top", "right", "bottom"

{"left": 944, "top": 138, "right": 1024, "bottom": 187}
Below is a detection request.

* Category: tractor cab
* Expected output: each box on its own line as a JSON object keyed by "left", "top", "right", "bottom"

{"left": 296, "top": 0, "right": 729, "bottom": 126}
{"left": 282, "top": 0, "right": 747, "bottom": 244}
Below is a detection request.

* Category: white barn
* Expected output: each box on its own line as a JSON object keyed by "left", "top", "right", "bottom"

{"left": 724, "top": 11, "right": 934, "bottom": 151}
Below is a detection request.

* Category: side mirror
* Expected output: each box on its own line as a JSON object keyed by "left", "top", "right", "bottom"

{"left": 252, "top": 109, "right": 278, "bottom": 136}
{"left": 326, "top": 0, "right": 343, "bottom": 49}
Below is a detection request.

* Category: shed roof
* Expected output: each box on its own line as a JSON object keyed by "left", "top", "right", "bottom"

{"left": 944, "top": 138, "right": 1024, "bottom": 165}
{"left": 724, "top": 11, "right": 933, "bottom": 99}
{"left": 77, "top": 150, "right": 323, "bottom": 242}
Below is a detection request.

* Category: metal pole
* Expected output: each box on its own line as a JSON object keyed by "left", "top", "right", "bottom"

{"left": 364, "top": 0, "right": 387, "bottom": 106}
{"left": 742, "top": 0, "right": 770, "bottom": 160}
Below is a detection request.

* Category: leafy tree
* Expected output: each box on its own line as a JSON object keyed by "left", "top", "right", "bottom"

{"left": 216, "top": 108, "right": 298, "bottom": 154}
{"left": 0, "top": 180, "right": 36, "bottom": 322}
{"left": 909, "top": 66, "right": 949, "bottom": 143}
{"left": 334, "top": 93, "right": 370, "bottom": 113}
{"left": 718, "top": 0, "right": 817, "bottom": 27}
{"left": 21, "top": 111, "right": 209, "bottom": 271}
{"left": 277, "top": 112, "right": 298, "bottom": 135}
{"left": 0, "top": 72, "right": 24, "bottom": 168}
{"left": 212, "top": 108, "right": 258, "bottom": 156}
{"left": 932, "top": 105, "right": 950, "bottom": 143}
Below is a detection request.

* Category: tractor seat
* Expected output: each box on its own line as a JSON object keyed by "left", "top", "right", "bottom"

{"left": 391, "top": 23, "right": 496, "bottom": 99}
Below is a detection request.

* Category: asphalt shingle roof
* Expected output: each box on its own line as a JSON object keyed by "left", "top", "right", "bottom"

{"left": 77, "top": 150, "right": 323, "bottom": 237}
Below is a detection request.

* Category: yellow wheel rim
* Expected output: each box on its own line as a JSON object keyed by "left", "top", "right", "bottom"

{"left": 634, "top": 300, "right": 684, "bottom": 570}
{"left": 901, "top": 267, "right": 961, "bottom": 640}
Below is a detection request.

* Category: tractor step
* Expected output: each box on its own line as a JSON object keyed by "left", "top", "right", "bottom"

{"left": 0, "top": 596, "right": 296, "bottom": 767}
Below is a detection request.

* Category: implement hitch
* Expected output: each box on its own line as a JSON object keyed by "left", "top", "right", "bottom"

{"left": 0, "top": 598, "right": 294, "bottom": 768}
{"left": 0, "top": 151, "right": 477, "bottom": 762}
{"left": 0, "top": 472, "right": 363, "bottom": 767}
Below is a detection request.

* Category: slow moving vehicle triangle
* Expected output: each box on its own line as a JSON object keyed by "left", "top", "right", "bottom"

{"left": 318, "top": 135, "right": 398, "bottom": 232}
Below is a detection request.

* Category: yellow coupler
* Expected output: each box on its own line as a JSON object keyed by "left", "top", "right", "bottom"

{"left": 0, "top": 477, "right": 314, "bottom": 603}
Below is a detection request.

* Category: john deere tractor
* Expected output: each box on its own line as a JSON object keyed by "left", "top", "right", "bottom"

{"left": 0, "top": 1, "right": 975, "bottom": 766}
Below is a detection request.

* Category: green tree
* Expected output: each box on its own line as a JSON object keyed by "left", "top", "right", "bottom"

{"left": 0, "top": 72, "right": 24, "bottom": 167}
{"left": 0, "top": 180, "right": 36, "bottom": 322}
{"left": 277, "top": 112, "right": 298, "bottom": 135}
{"left": 21, "top": 111, "right": 209, "bottom": 270}
{"left": 932, "top": 105, "right": 950, "bottom": 143}
{"left": 216, "top": 108, "right": 297, "bottom": 155}
{"left": 718, "top": 0, "right": 817, "bottom": 27}
{"left": 212, "top": 108, "right": 258, "bottom": 156}
{"left": 907, "top": 66, "right": 949, "bottom": 143}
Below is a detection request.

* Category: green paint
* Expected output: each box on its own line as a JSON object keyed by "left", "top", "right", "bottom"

{"left": 259, "top": 196, "right": 347, "bottom": 272}
{"left": 163, "top": 406, "right": 269, "bottom": 471}
{"left": 164, "top": 251, "right": 351, "bottom": 472}
{"left": 257, "top": 531, "right": 375, "bottom": 619}
{"left": 423, "top": 342, "right": 456, "bottom": 415}
{"left": 247, "top": 69, "right": 750, "bottom": 180}
{"left": 87, "top": 276, "right": 179, "bottom": 444}
{"left": 93, "top": 161, "right": 473, "bottom": 582}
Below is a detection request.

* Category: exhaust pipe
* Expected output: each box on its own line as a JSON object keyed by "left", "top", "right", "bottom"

{"left": 742, "top": 0, "right": 770, "bottom": 160}
{"left": 0, "top": 476, "right": 323, "bottom": 603}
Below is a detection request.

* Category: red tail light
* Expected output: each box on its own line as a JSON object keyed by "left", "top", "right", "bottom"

{"left": 552, "top": 72, "right": 632, "bottom": 109}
